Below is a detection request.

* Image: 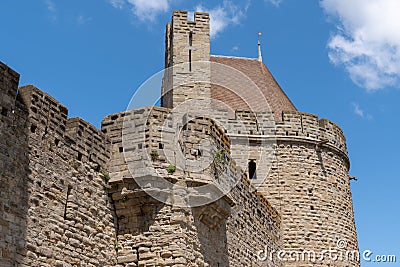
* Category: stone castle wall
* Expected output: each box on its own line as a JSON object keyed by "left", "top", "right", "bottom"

{"left": 162, "top": 10, "right": 211, "bottom": 109}
{"left": 0, "top": 7, "right": 359, "bottom": 266}
{"left": 0, "top": 68, "right": 118, "bottom": 266}
{"left": 211, "top": 109, "right": 358, "bottom": 266}
{"left": 101, "top": 107, "right": 282, "bottom": 266}
{"left": 267, "top": 112, "right": 358, "bottom": 266}
{"left": 0, "top": 62, "right": 29, "bottom": 266}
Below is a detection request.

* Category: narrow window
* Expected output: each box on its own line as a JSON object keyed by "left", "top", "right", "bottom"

{"left": 189, "top": 50, "right": 192, "bottom": 72}
{"left": 248, "top": 160, "right": 257, "bottom": 179}
{"left": 64, "top": 186, "right": 72, "bottom": 220}
{"left": 189, "top": 32, "right": 193, "bottom": 46}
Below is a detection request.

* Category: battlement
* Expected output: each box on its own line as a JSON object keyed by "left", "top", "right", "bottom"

{"left": 0, "top": 8, "right": 359, "bottom": 264}
{"left": 66, "top": 118, "right": 110, "bottom": 166}
{"left": 168, "top": 10, "right": 210, "bottom": 63}
{"left": 172, "top": 10, "right": 210, "bottom": 25}
{"left": 101, "top": 106, "right": 350, "bottom": 198}
{"left": 0, "top": 63, "right": 117, "bottom": 266}
{"left": 12, "top": 85, "right": 110, "bottom": 167}
{"left": 162, "top": 10, "right": 211, "bottom": 109}
{"left": 276, "top": 110, "right": 348, "bottom": 155}
{"left": 101, "top": 105, "right": 283, "bottom": 266}
{"left": 19, "top": 85, "right": 68, "bottom": 138}
{"left": 0, "top": 62, "right": 20, "bottom": 116}
{"left": 0, "top": 61, "right": 19, "bottom": 76}
{"left": 211, "top": 109, "right": 348, "bottom": 157}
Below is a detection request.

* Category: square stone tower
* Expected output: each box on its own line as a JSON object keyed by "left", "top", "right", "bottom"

{"left": 161, "top": 10, "right": 211, "bottom": 109}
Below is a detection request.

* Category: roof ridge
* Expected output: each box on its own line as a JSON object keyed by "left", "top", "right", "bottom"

{"left": 211, "top": 55, "right": 258, "bottom": 61}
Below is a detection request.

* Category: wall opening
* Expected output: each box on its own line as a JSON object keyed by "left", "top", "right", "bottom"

{"left": 189, "top": 50, "right": 192, "bottom": 72}
{"left": 30, "top": 125, "right": 37, "bottom": 133}
{"left": 63, "top": 186, "right": 72, "bottom": 220}
{"left": 1, "top": 107, "right": 8, "bottom": 116}
{"left": 189, "top": 31, "right": 193, "bottom": 46}
{"left": 248, "top": 160, "right": 256, "bottom": 179}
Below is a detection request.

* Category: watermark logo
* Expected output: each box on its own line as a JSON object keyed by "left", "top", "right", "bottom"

{"left": 336, "top": 238, "right": 348, "bottom": 249}
{"left": 257, "top": 238, "right": 396, "bottom": 264}
{"left": 363, "top": 250, "right": 397, "bottom": 263}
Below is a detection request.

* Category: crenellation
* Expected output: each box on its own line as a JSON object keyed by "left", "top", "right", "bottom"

{"left": 0, "top": 65, "right": 120, "bottom": 266}
{"left": 172, "top": 10, "right": 188, "bottom": 23}
{"left": 103, "top": 106, "right": 283, "bottom": 266}
{"left": 319, "top": 118, "right": 347, "bottom": 151}
{"left": 162, "top": 9, "right": 211, "bottom": 109}
{"left": 19, "top": 85, "right": 68, "bottom": 140}
{"left": 0, "top": 8, "right": 359, "bottom": 267}
{"left": 0, "top": 62, "right": 20, "bottom": 103}
{"left": 66, "top": 117, "right": 110, "bottom": 166}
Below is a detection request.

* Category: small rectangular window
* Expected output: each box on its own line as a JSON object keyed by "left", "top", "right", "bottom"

{"left": 248, "top": 160, "right": 257, "bottom": 179}
{"left": 189, "top": 32, "right": 193, "bottom": 46}
{"left": 189, "top": 50, "right": 192, "bottom": 72}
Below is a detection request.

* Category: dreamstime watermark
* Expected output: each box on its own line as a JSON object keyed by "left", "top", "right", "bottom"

{"left": 363, "top": 250, "right": 397, "bottom": 263}
{"left": 257, "top": 239, "right": 397, "bottom": 264}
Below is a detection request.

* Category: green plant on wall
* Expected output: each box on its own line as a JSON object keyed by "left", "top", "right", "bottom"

{"left": 101, "top": 169, "right": 111, "bottom": 190}
{"left": 166, "top": 164, "right": 176, "bottom": 174}
{"left": 212, "top": 149, "right": 228, "bottom": 177}
{"left": 101, "top": 169, "right": 110, "bottom": 182}
{"left": 214, "top": 149, "right": 228, "bottom": 167}
{"left": 150, "top": 150, "right": 159, "bottom": 161}
{"left": 102, "top": 182, "right": 111, "bottom": 189}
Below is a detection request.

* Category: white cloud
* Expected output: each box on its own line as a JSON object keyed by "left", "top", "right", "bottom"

{"left": 231, "top": 45, "right": 239, "bottom": 52}
{"left": 353, "top": 103, "right": 364, "bottom": 117}
{"left": 108, "top": 0, "right": 247, "bottom": 35}
{"left": 266, "top": 0, "right": 282, "bottom": 7}
{"left": 352, "top": 103, "right": 373, "bottom": 120}
{"left": 108, "top": 0, "right": 125, "bottom": 9}
{"left": 129, "top": 0, "right": 169, "bottom": 21}
{"left": 321, "top": 0, "right": 400, "bottom": 91}
{"left": 45, "top": 0, "right": 56, "bottom": 13}
{"left": 194, "top": 1, "right": 247, "bottom": 38}
{"left": 109, "top": 0, "right": 170, "bottom": 22}
{"left": 44, "top": 0, "right": 57, "bottom": 20}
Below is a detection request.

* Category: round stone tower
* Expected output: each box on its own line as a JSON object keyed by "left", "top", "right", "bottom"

{"left": 158, "top": 9, "right": 360, "bottom": 266}
{"left": 260, "top": 111, "right": 359, "bottom": 266}
{"left": 158, "top": 9, "right": 359, "bottom": 266}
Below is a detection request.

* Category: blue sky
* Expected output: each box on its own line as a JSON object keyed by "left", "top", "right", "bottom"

{"left": 1, "top": 0, "right": 399, "bottom": 265}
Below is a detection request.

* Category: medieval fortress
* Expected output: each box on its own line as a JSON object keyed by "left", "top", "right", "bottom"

{"left": 0, "top": 10, "right": 359, "bottom": 267}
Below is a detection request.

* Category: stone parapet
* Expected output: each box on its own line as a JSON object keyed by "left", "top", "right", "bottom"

{"left": 0, "top": 67, "right": 118, "bottom": 266}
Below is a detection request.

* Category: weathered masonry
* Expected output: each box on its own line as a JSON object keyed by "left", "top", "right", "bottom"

{"left": 0, "top": 9, "right": 359, "bottom": 267}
